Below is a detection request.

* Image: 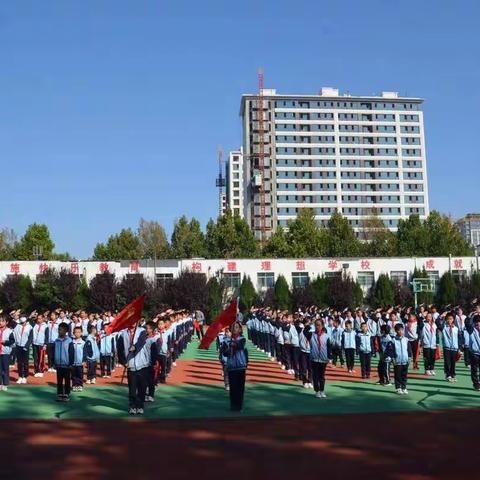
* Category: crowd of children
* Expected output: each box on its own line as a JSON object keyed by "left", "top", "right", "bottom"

{"left": 245, "top": 303, "right": 480, "bottom": 398}
{"left": 0, "top": 308, "right": 194, "bottom": 415}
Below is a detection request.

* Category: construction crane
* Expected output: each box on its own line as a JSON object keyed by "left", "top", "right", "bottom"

{"left": 257, "top": 67, "right": 267, "bottom": 243}
{"left": 215, "top": 145, "right": 226, "bottom": 216}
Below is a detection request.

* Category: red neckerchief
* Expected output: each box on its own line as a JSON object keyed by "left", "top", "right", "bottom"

{"left": 317, "top": 331, "right": 322, "bottom": 350}
{"left": 129, "top": 328, "right": 135, "bottom": 345}
{"left": 20, "top": 323, "right": 26, "bottom": 340}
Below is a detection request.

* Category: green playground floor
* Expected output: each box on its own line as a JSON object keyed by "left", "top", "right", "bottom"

{"left": 0, "top": 340, "right": 478, "bottom": 420}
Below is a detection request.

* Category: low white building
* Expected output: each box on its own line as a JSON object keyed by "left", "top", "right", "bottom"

{"left": 0, "top": 256, "right": 478, "bottom": 293}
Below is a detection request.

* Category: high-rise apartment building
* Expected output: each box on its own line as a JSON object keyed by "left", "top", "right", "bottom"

{"left": 225, "top": 148, "right": 244, "bottom": 217}
{"left": 457, "top": 213, "right": 480, "bottom": 254}
{"left": 240, "top": 87, "right": 429, "bottom": 239}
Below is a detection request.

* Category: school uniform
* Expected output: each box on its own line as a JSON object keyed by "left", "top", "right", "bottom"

{"left": 366, "top": 319, "right": 378, "bottom": 355}
{"left": 404, "top": 320, "right": 419, "bottom": 369}
{"left": 298, "top": 324, "right": 312, "bottom": 386}
{"left": 155, "top": 330, "right": 168, "bottom": 384}
{"left": 390, "top": 335, "right": 410, "bottom": 391}
{"left": 146, "top": 333, "right": 159, "bottom": 399}
{"left": 342, "top": 329, "right": 357, "bottom": 371}
{"left": 117, "top": 327, "right": 150, "bottom": 411}
{"left": 421, "top": 320, "right": 438, "bottom": 373}
{"left": 289, "top": 324, "right": 300, "bottom": 379}
{"left": 221, "top": 335, "right": 248, "bottom": 411}
{"left": 377, "top": 334, "right": 393, "bottom": 385}
{"left": 32, "top": 323, "right": 48, "bottom": 374}
{"left": 305, "top": 330, "right": 332, "bottom": 395}
{"left": 13, "top": 322, "right": 33, "bottom": 380}
{"left": 54, "top": 336, "right": 74, "bottom": 396}
{"left": 356, "top": 331, "right": 372, "bottom": 378}
{"left": 217, "top": 332, "right": 229, "bottom": 388}
{"left": 47, "top": 319, "right": 60, "bottom": 369}
{"left": 331, "top": 326, "right": 344, "bottom": 367}
{"left": 99, "top": 332, "right": 115, "bottom": 377}
{"left": 0, "top": 326, "right": 15, "bottom": 386}
{"left": 274, "top": 322, "right": 285, "bottom": 368}
{"left": 71, "top": 338, "right": 86, "bottom": 387}
{"left": 85, "top": 334, "right": 100, "bottom": 381}
{"left": 442, "top": 324, "right": 459, "bottom": 380}
{"left": 468, "top": 329, "right": 480, "bottom": 390}
{"left": 456, "top": 314, "right": 470, "bottom": 367}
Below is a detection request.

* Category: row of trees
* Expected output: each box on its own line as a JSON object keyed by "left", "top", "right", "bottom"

{"left": 1, "top": 210, "right": 473, "bottom": 262}
{"left": 1, "top": 268, "right": 479, "bottom": 322}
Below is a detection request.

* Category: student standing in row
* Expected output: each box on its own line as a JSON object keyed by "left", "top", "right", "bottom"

{"left": 54, "top": 323, "right": 73, "bottom": 402}
{"left": 441, "top": 312, "right": 459, "bottom": 382}
{"left": 0, "top": 315, "right": 14, "bottom": 391}
{"left": 32, "top": 314, "right": 48, "bottom": 377}
{"left": 469, "top": 319, "right": 480, "bottom": 391}
{"left": 14, "top": 316, "right": 33, "bottom": 384}
{"left": 71, "top": 327, "right": 86, "bottom": 392}
{"left": 391, "top": 323, "right": 411, "bottom": 395}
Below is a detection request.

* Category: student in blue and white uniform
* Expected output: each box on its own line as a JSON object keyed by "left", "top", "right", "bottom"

{"left": 377, "top": 324, "right": 393, "bottom": 386}
{"left": 331, "top": 317, "right": 344, "bottom": 368}
{"left": 217, "top": 327, "right": 231, "bottom": 390}
{"left": 145, "top": 321, "right": 160, "bottom": 403}
{"left": 71, "top": 326, "right": 86, "bottom": 391}
{"left": 54, "top": 322, "right": 74, "bottom": 402}
{"left": 32, "top": 314, "right": 48, "bottom": 377}
{"left": 342, "top": 320, "right": 356, "bottom": 373}
{"left": 455, "top": 308, "right": 469, "bottom": 368}
{"left": 468, "top": 318, "right": 480, "bottom": 391}
{"left": 421, "top": 312, "right": 438, "bottom": 376}
{"left": 221, "top": 321, "right": 248, "bottom": 412}
{"left": 85, "top": 325, "right": 100, "bottom": 384}
{"left": 390, "top": 323, "right": 411, "bottom": 395}
{"left": 14, "top": 316, "right": 33, "bottom": 384}
{"left": 99, "top": 325, "right": 115, "bottom": 378}
{"left": 47, "top": 312, "right": 60, "bottom": 372}
{"left": 304, "top": 319, "right": 332, "bottom": 399}
{"left": 356, "top": 322, "right": 372, "bottom": 379}
{"left": 440, "top": 312, "right": 459, "bottom": 382}
{"left": 0, "top": 315, "right": 15, "bottom": 391}
{"left": 117, "top": 323, "right": 149, "bottom": 415}
{"left": 298, "top": 317, "right": 313, "bottom": 389}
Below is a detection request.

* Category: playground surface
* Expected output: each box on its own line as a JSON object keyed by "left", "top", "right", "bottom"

{"left": 1, "top": 339, "right": 479, "bottom": 479}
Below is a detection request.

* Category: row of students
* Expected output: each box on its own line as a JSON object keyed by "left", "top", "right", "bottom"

{"left": 246, "top": 305, "right": 480, "bottom": 395}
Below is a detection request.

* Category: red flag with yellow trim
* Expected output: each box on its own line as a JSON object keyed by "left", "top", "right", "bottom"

{"left": 199, "top": 299, "right": 238, "bottom": 350}
{"left": 105, "top": 295, "right": 145, "bottom": 335}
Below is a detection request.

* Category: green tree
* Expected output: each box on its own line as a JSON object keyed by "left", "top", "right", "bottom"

{"left": 274, "top": 274, "right": 291, "bottom": 310}
{"left": 286, "top": 209, "right": 327, "bottom": 257}
{"left": 0, "top": 228, "right": 17, "bottom": 260}
{"left": 13, "top": 224, "right": 55, "bottom": 260}
{"left": 311, "top": 275, "right": 329, "bottom": 307}
{"left": 372, "top": 273, "right": 395, "bottom": 307}
{"left": 360, "top": 214, "right": 397, "bottom": 257}
{"left": 396, "top": 214, "right": 429, "bottom": 257}
{"left": 171, "top": 216, "right": 207, "bottom": 258}
{"left": 72, "top": 277, "right": 90, "bottom": 311}
{"left": 423, "top": 211, "right": 474, "bottom": 256}
{"left": 205, "top": 212, "right": 259, "bottom": 258}
{"left": 0, "top": 274, "right": 33, "bottom": 311}
{"left": 262, "top": 227, "right": 291, "bottom": 258}
{"left": 239, "top": 275, "right": 257, "bottom": 314}
{"left": 93, "top": 228, "right": 143, "bottom": 260}
{"left": 33, "top": 270, "right": 60, "bottom": 310}
{"left": 436, "top": 271, "right": 458, "bottom": 307}
{"left": 138, "top": 218, "right": 171, "bottom": 259}
{"left": 206, "top": 277, "right": 223, "bottom": 324}
{"left": 325, "top": 211, "right": 362, "bottom": 257}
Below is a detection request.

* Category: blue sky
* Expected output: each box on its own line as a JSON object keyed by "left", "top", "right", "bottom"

{"left": 1, "top": 1, "right": 479, "bottom": 258}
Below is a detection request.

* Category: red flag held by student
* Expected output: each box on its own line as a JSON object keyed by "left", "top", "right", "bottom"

{"left": 105, "top": 295, "right": 145, "bottom": 335}
{"left": 199, "top": 299, "right": 238, "bottom": 350}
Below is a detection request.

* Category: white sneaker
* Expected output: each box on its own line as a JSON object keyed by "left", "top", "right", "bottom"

{"left": 129, "top": 407, "right": 137, "bottom": 415}
{"left": 91, "top": 378, "right": 96, "bottom": 384}
{"left": 16, "top": 378, "right": 23, "bottom": 384}
{"left": 397, "top": 388, "right": 404, "bottom": 395}
{"left": 136, "top": 408, "right": 144, "bottom": 415}
{"left": 403, "top": 389, "right": 409, "bottom": 395}
{"left": 2, "top": 386, "right": 7, "bottom": 391}
{"left": 320, "top": 392, "right": 327, "bottom": 398}
{"left": 281, "top": 365, "right": 286, "bottom": 370}
{"left": 34, "top": 373, "right": 39, "bottom": 378}
{"left": 315, "top": 391, "right": 322, "bottom": 398}
{"left": 22, "top": 378, "right": 27, "bottom": 384}
{"left": 431, "top": 370, "right": 436, "bottom": 376}
{"left": 86, "top": 379, "right": 91, "bottom": 384}
{"left": 453, "top": 377, "right": 458, "bottom": 382}
{"left": 270, "top": 357, "right": 275, "bottom": 362}
{"left": 425, "top": 370, "right": 431, "bottom": 376}
{"left": 172, "top": 362, "right": 177, "bottom": 367}
{"left": 303, "top": 383, "right": 309, "bottom": 389}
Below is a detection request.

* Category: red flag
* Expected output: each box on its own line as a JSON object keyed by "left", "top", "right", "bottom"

{"left": 199, "top": 299, "right": 238, "bottom": 350}
{"left": 105, "top": 295, "right": 145, "bottom": 335}
{"left": 435, "top": 344, "right": 442, "bottom": 360}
